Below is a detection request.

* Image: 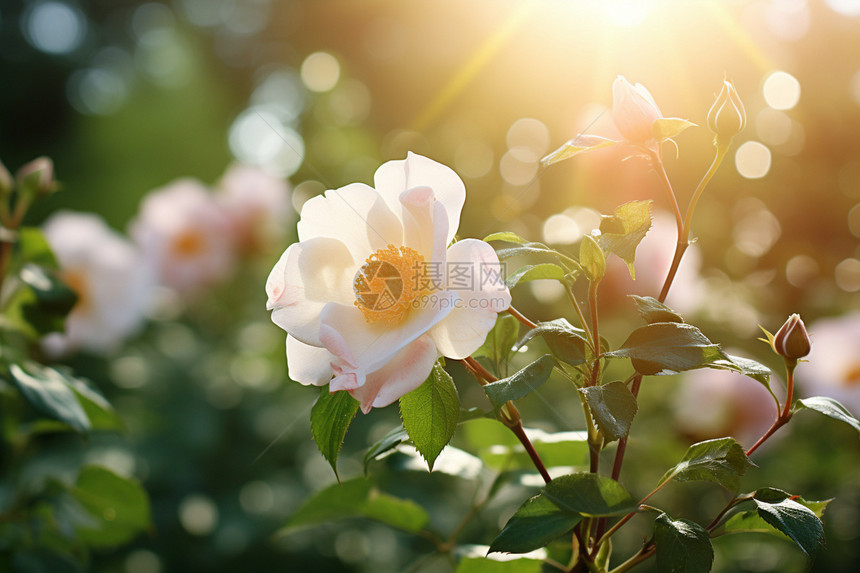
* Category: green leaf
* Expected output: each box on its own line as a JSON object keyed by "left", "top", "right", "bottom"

{"left": 723, "top": 491, "right": 830, "bottom": 537}
{"left": 629, "top": 295, "right": 683, "bottom": 324}
{"left": 542, "top": 472, "right": 638, "bottom": 517}
{"left": 364, "top": 426, "right": 409, "bottom": 473}
{"left": 660, "top": 438, "right": 754, "bottom": 492}
{"left": 16, "top": 227, "right": 59, "bottom": 268}
{"left": 505, "top": 263, "right": 567, "bottom": 289}
{"left": 484, "top": 232, "right": 530, "bottom": 244}
{"left": 793, "top": 396, "right": 860, "bottom": 435}
{"left": 541, "top": 135, "right": 618, "bottom": 167}
{"left": 752, "top": 489, "right": 825, "bottom": 556}
{"left": 72, "top": 466, "right": 150, "bottom": 548}
{"left": 652, "top": 118, "right": 697, "bottom": 142}
{"left": 478, "top": 428, "right": 589, "bottom": 470}
{"left": 311, "top": 386, "right": 360, "bottom": 480}
{"left": 494, "top": 242, "right": 572, "bottom": 272}
{"left": 473, "top": 314, "right": 520, "bottom": 375}
{"left": 388, "top": 444, "right": 483, "bottom": 479}
{"left": 489, "top": 493, "right": 582, "bottom": 554}
{"left": 516, "top": 319, "right": 587, "bottom": 367}
{"left": 457, "top": 547, "right": 545, "bottom": 572}
{"left": 283, "top": 477, "right": 429, "bottom": 533}
{"left": 605, "top": 322, "right": 728, "bottom": 376}
{"left": 597, "top": 201, "right": 653, "bottom": 279}
{"left": 18, "top": 264, "right": 78, "bottom": 336}
{"left": 579, "top": 234, "right": 605, "bottom": 283}
{"left": 654, "top": 513, "right": 714, "bottom": 573}
{"left": 399, "top": 363, "right": 460, "bottom": 471}
{"left": 580, "top": 381, "right": 638, "bottom": 443}
{"left": 456, "top": 559, "right": 543, "bottom": 573}
{"left": 9, "top": 363, "right": 90, "bottom": 434}
{"left": 483, "top": 355, "right": 556, "bottom": 410}
{"left": 708, "top": 355, "right": 774, "bottom": 387}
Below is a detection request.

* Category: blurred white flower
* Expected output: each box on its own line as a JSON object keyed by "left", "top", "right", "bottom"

{"left": 673, "top": 367, "right": 778, "bottom": 449}
{"left": 130, "top": 179, "right": 235, "bottom": 292}
{"left": 41, "top": 211, "right": 152, "bottom": 355}
{"left": 266, "top": 153, "right": 511, "bottom": 413}
{"left": 798, "top": 312, "right": 860, "bottom": 415}
{"left": 216, "top": 163, "right": 293, "bottom": 252}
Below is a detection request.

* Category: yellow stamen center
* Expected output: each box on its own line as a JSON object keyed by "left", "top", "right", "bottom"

{"left": 353, "top": 245, "right": 430, "bottom": 325}
{"left": 62, "top": 269, "right": 90, "bottom": 312}
{"left": 172, "top": 230, "right": 206, "bottom": 257}
{"left": 842, "top": 363, "right": 860, "bottom": 387}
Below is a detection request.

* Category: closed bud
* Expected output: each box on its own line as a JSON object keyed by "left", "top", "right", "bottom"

{"left": 707, "top": 80, "right": 746, "bottom": 140}
{"left": 0, "top": 159, "right": 12, "bottom": 196}
{"left": 15, "top": 157, "right": 56, "bottom": 198}
{"left": 772, "top": 313, "right": 810, "bottom": 360}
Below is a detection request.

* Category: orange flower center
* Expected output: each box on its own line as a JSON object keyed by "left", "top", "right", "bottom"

{"left": 353, "top": 245, "right": 431, "bottom": 325}
{"left": 62, "top": 269, "right": 90, "bottom": 312}
{"left": 172, "top": 230, "right": 206, "bottom": 257}
{"left": 842, "top": 362, "right": 860, "bottom": 387}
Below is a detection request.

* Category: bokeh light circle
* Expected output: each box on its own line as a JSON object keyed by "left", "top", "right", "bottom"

{"left": 301, "top": 52, "right": 341, "bottom": 93}
{"left": 763, "top": 71, "right": 801, "bottom": 110}
{"left": 826, "top": 0, "right": 860, "bottom": 17}
{"left": 735, "top": 141, "right": 772, "bottom": 179}
{"left": 23, "top": 1, "right": 87, "bottom": 55}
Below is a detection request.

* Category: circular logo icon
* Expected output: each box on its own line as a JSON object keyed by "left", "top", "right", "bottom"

{"left": 353, "top": 260, "right": 404, "bottom": 312}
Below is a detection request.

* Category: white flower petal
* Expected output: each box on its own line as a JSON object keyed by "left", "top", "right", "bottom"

{"left": 430, "top": 239, "right": 512, "bottom": 359}
{"left": 350, "top": 335, "right": 438, "bottom": 413}
{"left": 286, "top": 335, "right": 333, "bottom": 386}
{"left": 373, "top": 152, "right": 464, "bottom": 245}
{"left": 297, "top": 183, "right": 403, "bottom": 261}
{"left": 268, "top": 237, "right": 356, "bottom": 345}
{"left": 398, "top": 186, "right": 449, "bottom": 264}
{"left": 319, "top": 290, "right": 457, "bottom": 378}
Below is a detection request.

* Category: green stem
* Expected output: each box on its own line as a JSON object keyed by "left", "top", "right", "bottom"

{"left": 587, "top": 281, "right": 601, "bottom": 387}
{"left": 567, "top": 285, "right": 595, "bottom": 351}
{"left": 746, "top": 361, "right": 795, "bottom": 457}
{"left": 608, "top": 544, "right": 655, "bottom": 573}
{"left": 657, "top": 143, "right": 729, "bottom": 302}
{"left": 508, "top": 305, "right": 538, "bottom": 329}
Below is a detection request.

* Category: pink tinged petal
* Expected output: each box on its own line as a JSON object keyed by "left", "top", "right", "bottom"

{"left": 286, "top": 335, "right": 333, "bottom": 386}
{"left": 268, "top": 237, "right": 356, "bottom": 346}
{"left": 430, "top": 239, "right": 512, "bottom": 359}
{"left": 373, "top": 152, "right": 465, "bottom": 245}
{"left": 297, "top": 183, "right": 403, "bottom": 261}
{"left": 612, "top": 76, "right": 663, "bottom": 143}
{"left": 319, "top": 291, "right": 456, "bottom": 378}
{"left": 398, "top": 186, "right": 450, "bottom": 264}
{"left": 349, "top": 335, "right": 438, "bottom": 413}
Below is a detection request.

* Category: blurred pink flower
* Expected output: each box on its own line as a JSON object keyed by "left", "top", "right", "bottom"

{"left": 216, "top": 163, "right": 294, "bottom": 252}
{"left": 797, "top": 312, "right": 860, "bottom": 415}
{"left": 130, "top": 179, "right": 235, "bottom": 292}
{"left": 612, "top": 76, "right": 663, "bottom": 144}
{"left": 41, "top": 211, "right": 152, "bottom": 355}
{"left": 266, "top": 153, "right": 511, "bottom": 413}
{"left": 605, "top": 211, "right": 704, "bottom": 314}
{"left": 673, "top": 367, "right": 778, "bottom": 450}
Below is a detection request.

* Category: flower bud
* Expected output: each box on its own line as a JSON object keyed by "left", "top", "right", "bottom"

{"left": 772, "top": 313, "right": 810, "bottom": 360}
{"left": 612, "top": 76, "right": 663, "bottom": 143}
{"left": 0, "top": 159, "right": 12, "bottom": 197}
{"left": 707, "top": 80, "right": 746, "bottom": 139}
{"left": 15, "top": 157, "right": 56, "bottom": 198}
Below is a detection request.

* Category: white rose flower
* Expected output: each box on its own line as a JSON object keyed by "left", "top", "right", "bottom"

{"left": 41, "top": 211, "right": 152, "bottom": 355}
{"left": 266, "top": 153, "right": 511, "bottom": 413}
{"left": 130, "top": 179, "right": 235, "bottom": 292}
{"left": 798, "top": 313, "right": 860, "bottom": 415}
{"left": 216, "top": 163, "right": 293, "bottom": 251}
